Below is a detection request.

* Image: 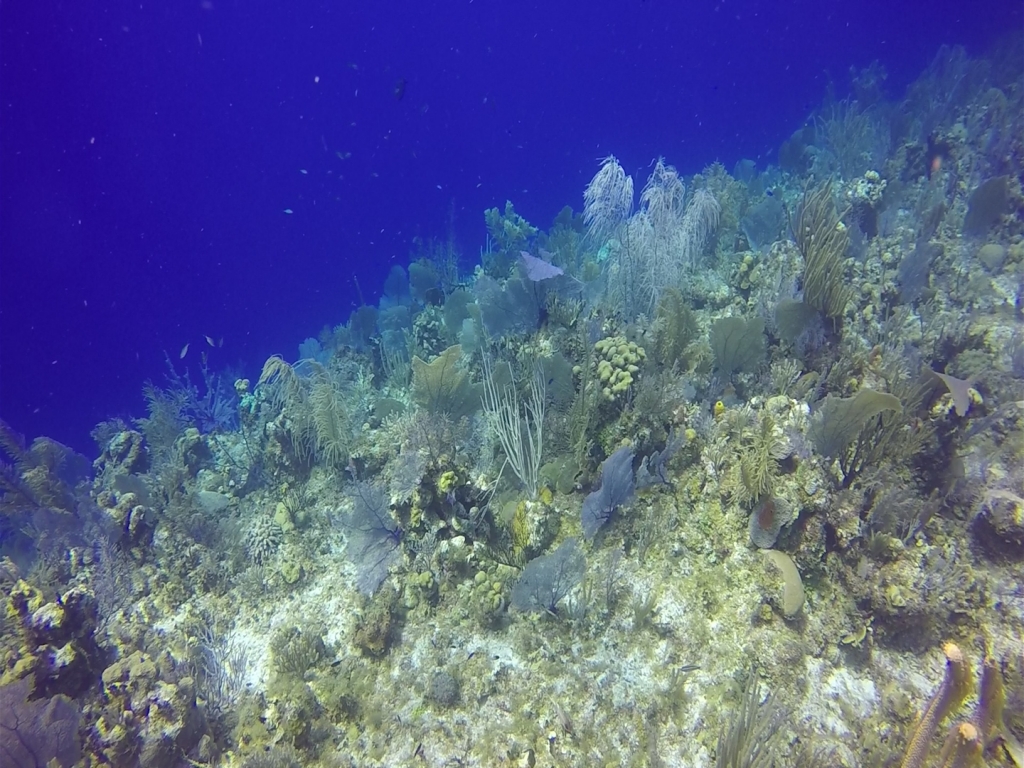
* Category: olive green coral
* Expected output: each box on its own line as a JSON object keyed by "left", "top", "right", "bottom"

{"left": 436, "top": 469, "right": 460, "bottom": 495}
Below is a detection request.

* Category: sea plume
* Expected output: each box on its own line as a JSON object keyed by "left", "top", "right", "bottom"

{"left": 583, "top": 155, "right": 634, "bottom": 244}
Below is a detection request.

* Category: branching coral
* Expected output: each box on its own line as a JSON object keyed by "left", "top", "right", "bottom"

{"left": 794, "top": 180, "right": 853, "bottom": 322}
{"left": 652, "top": 287, "right": 700, "bottom": 369}
{"left": 480, "top": 354, "right": 545, "bottom": 499}
{"left": 256, "top": 356, "right": 354, "bottom": 467}
{"left": 738, "top": 413, "right": 786, "bottom": 504}
{"left": 308, "top": 363, "right": 351, "bottom": 467}
{"left": 243, "top": 515, "right": 283, "bottom": 566}
{"left": 715, "top": 669, "right": 783, "bottom": 768}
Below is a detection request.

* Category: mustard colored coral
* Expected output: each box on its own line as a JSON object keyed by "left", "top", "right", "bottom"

{"left": 436, "top": 469, "right": 459, "bottom": 495}
{"left": 593, "top": 335, "right": 645, "bottom": 401}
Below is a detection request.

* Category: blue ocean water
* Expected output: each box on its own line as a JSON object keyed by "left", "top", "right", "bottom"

{"left": 1, "top": 0, "right": 1016, "bottom": 452}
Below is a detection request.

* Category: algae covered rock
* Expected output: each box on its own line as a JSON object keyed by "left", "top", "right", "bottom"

{"left": 6, "top": 582, "right": 105, "bottom": 699}
{"left": 971, "top": 488, "right": 1024, "bottom": 561}
{"left": 353, "top": 588, "right": 400, "bottom": 656}
{"left": 426, "top": 668, "right": 460, "bottom": 708}
{"left": 100, "top": 650, "right": 209, "bottom": 768}
{"left": 279, "top": 559, "right": 304, "bottom": 584}
{"left": 976, "top": 242, "right": 1006, "bottom": 272}
{"left": 98, "top": 490, "right": 155, "bottom": 550}
{"left": 94, "top": 428, "right": 150, "bottom": 476}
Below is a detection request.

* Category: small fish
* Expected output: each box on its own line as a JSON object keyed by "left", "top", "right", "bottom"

{"left": 299, "top": 169, "right": 307, "bottom": 174}
{"left": 205, "top": 335, "right": 215, "bottom": 347}
{"left": 925, "top": 135, "right": 951, "bottom": 179}
{"left": 394, "top": 77, "right": 407, "bottom": 101}
{"left": 765, "top": 189, "right": 774, "bottom": 197}
{"left": 218, "top": 337, "right": 224, "bottom": 348}
{"left": 553, "top": 702, "right": 576, "bottom": 737}
{"left": 283, "top": 208, "right": 293, "bottom": 214}
{"left": 180, "top": 343, "right": 189, "bottom": 359}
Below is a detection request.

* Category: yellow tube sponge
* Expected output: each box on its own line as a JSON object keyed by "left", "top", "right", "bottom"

{"left": 936, "top": 722, "right": 983, "bottom": 768}
{"left": 900, "top": 643, "right": 973, "bottom": 768}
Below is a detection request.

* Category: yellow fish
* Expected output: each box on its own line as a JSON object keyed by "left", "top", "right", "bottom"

{"left": 205, "top": 335, "right": 215, "bottom": 347}
{"left": 180, "top": 343, "right": 189, "bottom": 359}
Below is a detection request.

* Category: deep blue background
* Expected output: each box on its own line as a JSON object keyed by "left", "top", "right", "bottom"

{"left": 1, "top": 0, "right": 1020, "bottom": 454}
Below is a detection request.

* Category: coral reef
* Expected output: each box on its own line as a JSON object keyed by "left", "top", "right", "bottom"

{"left": 2, "top": 40, "right": 1023, "bottom": 768}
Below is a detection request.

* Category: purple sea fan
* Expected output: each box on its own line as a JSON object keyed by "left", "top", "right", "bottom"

{"left": 519, "top": 251, "right": 564, "bottom": 281}
{"left": 581, "top": 446, "right": 635, "bottom": 540}
{"left": 341, "top": 482, "right": 403, "bottom": 596}
{"left": 0, "top": 679, "right": 81, "bottom": 767}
